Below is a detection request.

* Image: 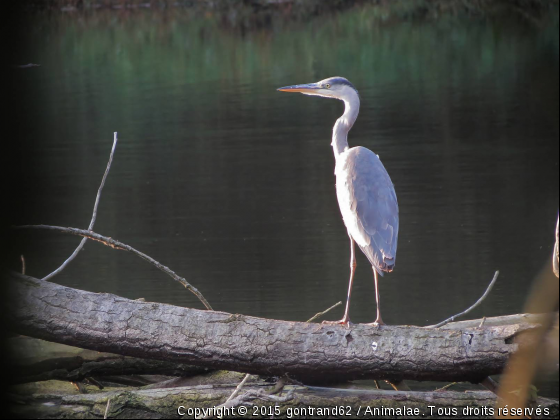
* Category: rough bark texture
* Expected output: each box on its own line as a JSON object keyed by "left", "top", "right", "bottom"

{"left": 8, "top": 384, "right": 559, "bottom": 419}
{"left": 9, "top": 336, "right": 212, "bottom": 384}
{"left": 7, "top": 274, "right": 536, "bottom": 383}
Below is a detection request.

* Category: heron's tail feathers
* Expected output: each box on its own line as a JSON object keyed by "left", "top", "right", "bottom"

{"left": 358, "top": 244, "right": 395, "bottom": 276}
{"left": 372, "top": 256, "right": 395, "bottom": 276}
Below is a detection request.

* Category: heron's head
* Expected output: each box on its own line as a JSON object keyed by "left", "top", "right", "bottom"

{"left": 277, "top": 77, "right": 358, "bottom": 101}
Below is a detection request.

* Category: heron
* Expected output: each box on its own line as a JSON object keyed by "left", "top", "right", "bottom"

{"left": 278, "top": 77, "right": 399, "bottom": 326}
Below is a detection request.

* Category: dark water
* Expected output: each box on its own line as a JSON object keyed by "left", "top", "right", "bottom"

{"left": 10, "top": 5, "right": 559, "bottom": 393}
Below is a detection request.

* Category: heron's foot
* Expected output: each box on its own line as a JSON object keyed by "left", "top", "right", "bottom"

{"left": 366, "top": 318, "right": 386, "bottom": 327}
{"left": 322, "top": 318, "right": 353, "bottom": 328}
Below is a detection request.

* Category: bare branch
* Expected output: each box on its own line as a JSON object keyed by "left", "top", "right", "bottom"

{"left": 435, "top": 382, "right": 457, "bottom": 392}
{"left": 104, "top": 398, "right": 111, "bottom": 419}
{"left": 306, "top": 301, "right": 342, "bottom": 323}
{"left": 16, "top": 225, "right": 213, "bottom": 311}
{"left": 198, "top": 373, "right": 252, "bottom": 419}
{"left": 385, "top": 380, "right": 410, "bottom": 391}
{"left": 223, "top": 374, "right": 251, "bottom": 406}
{"left": 42, "top": 132, "right": 118, "bottom": 282}
{"left": 89, "top": 133, "right": 118, "bottom": 230}
{"left": 426, "top": 271, "right": 500, "bottom": 328}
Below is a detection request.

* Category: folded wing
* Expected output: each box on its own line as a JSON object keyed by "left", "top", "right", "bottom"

{"left": 335, "top": 146, "right": 399, "bottom": 275}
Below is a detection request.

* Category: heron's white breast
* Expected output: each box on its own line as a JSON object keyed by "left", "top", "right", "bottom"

{"left": 334, "top": 149, "right": 370, "bottom": 249}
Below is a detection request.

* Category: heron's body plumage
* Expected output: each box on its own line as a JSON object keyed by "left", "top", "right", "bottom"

{"left": 335, "top": 146, "right": 399, "bottom": 275}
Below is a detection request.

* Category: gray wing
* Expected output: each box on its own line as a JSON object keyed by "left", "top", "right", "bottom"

{"left": 335, "top": 146, "right": 399, "bottom": 275}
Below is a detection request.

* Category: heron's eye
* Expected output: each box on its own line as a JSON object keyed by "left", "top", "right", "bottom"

{"left": 325, "top": 83, "right": 331, "bottom": 89}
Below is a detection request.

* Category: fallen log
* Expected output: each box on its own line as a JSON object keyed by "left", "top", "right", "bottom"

{"left": 7, "top": 273, "right": 537, "bottom": 383}
{"left": 8, "top": 383, "right": 559, "bottom": 419}
{"left": 9, "top": 336, "right": 213, "bottom": 385}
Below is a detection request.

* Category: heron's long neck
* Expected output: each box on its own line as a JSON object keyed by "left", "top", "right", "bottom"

{"left": 332, "top": 93, "right": 360, "bottom": 159}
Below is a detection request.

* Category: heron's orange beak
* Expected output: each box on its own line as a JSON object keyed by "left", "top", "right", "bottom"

{"left": 277, "top": 83, "right": 321, "bottom": 94}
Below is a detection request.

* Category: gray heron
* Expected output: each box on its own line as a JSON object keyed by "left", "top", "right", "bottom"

{"left": 278, "top": 77, "right": 399, "bottom": 326}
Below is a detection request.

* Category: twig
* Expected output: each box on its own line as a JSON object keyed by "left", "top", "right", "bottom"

{"left": 306, "top": 301, "right": 342, "bottom": 323}
{"left": 15, "top": 225, "right": 213, "bottom": 311}
{"left": 104, "top": 398, "right": 111, "bottom": 419}
{"left": 385, "top": 380, "right": 411, "bottom": 391}
{"left": 426, "top": 271, "right": 499, "bottom": 328}
{"left": 435, "top": 382, "right": 458, "bottom": 392}
{"left": 223, "top": 373, "right": 251, "bottom": 406}
{"left": 20, "top": 255, "right": 26, "bottom": 275}
{"left": 479, "top": 317, "right": 487, "bottom": 328}
{"left": 42, "top": 132, "right": 118, "bottom": 282}
{"left": 201, "top": 372, "right": 252, "bottom": 419}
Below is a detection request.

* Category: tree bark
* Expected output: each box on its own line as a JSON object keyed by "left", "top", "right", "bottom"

{"left": 7, "top": 273, "right": 538, "bottom": 383}
{"left": 8, "top": 383, "right": 559, "bottom": 419}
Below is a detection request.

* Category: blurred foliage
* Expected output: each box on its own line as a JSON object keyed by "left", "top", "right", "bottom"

{"left": 19, "top": 0, "right": 560, "bottom": 29}
{"left": 16, "top": 0, "right": 558, "bottom": 98}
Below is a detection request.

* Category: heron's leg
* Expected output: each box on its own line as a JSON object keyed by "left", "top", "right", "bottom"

{"left": 372, "top": 268, "right": 385, "bottom": 326}
{"left": 323, "top": 235, "right": 356, "bottom": 327}
{"left": 341, "top": 236, "right": 357, "bottom": 324}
